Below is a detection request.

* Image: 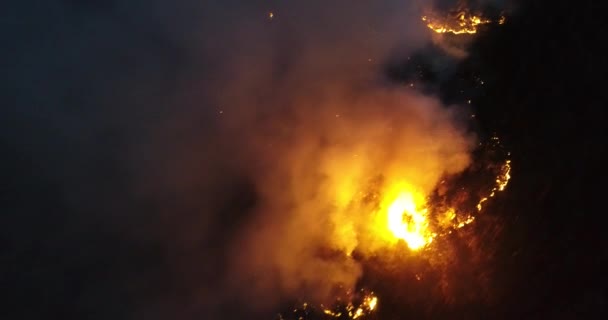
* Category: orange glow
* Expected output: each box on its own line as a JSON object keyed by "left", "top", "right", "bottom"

{"left": 477, "top": 159, "right": 512, "bottom": 211}
{"left": 421, "top": 0, "right": 507, "bottom": 36}
{"left": 317, "top": 291, "right": 378, "bottom": 319}
{"left": 364, "top": 294, "right": 377, "bottom": 311}
{"left": 385, "top": 189, "right": 433, "bottom": 250}
{"left": 422, "top": 12, "right": 492, "bottom": 35}
{"left": 283, "top": 154, "right": 512, "bottom": 318}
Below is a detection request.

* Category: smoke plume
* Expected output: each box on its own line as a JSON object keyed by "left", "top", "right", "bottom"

{"left": 3, "top": 0, "right": 478, "bottom": 318}
{"left": 119, "top": 0, "right": 477, "bottom": 314}
{"left": 170, "top": 0, "right": 477, "bottom": 311}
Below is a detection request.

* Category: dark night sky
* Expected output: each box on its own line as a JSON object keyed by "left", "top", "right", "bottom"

{"left": 2, "top": 0, "right": 607, "bottom": 319}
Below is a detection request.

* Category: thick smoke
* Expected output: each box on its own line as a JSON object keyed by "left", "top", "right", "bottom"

{"left": 186, "top": 0, "right": 477, "bottom": 311}
{"left": 226, "top": 89, "right": 475, "bottom": 307}
{"left": 3, "top": 0, "right": 477, "bottom": 318}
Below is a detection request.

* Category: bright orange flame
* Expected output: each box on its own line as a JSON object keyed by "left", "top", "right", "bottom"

{"left": 286, "top": 154, "right": 512, "bottom": 318}
{"left": 383, "top": 187, "right": 434, "bottom": 250}
{"left": 477, "top": 159, "right": 511, "bottom": 211}
{"left": 364, "top": 294, "right": 377, "bottom": 311}
{"left": 422, "top": 12, "right": 492, "bottom": 35}
{"left": 319, "top": 291, "right": 378, "bottom": 319}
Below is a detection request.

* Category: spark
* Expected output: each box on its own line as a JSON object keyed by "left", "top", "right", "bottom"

{"left": 268, "top": 11, "right": 274, "bottom": 20}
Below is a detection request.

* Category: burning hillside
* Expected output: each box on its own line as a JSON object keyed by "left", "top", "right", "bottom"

{"left": 269, "top": 3, "right": 513, "bottom": 319}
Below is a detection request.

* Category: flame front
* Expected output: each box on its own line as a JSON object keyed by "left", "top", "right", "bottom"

{"left": 422, "top": 12, "right": 491, "bottom": 35}
{"left": 321, "top": 291, "right": 378, "bottom": 319}
{"left": 477, "top": 159, "right": 512, "bottom": 211}
{"left": 375, "top": 157, "right": 512, "bottom": 250}
{"left": 421, "top": 5, "right": 505, "bottom": 35}
{"left": 280, "top": 152, "right": 512, "bottom": 319}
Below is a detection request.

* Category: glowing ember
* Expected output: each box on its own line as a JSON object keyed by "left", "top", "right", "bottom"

{"left": 287, "top": 291, "right": 378, "bottom": 320}
{"left": 477, "top": 159, "right": 512, "bottom": 211}
{"left": 422, "top": 12, "right": 492, "bottom": 35}
{"left": 421, "top": 0, "right": 506, "bottom": 36}
{"left": 330, "top": 291, "right": 378, "bottom": 319}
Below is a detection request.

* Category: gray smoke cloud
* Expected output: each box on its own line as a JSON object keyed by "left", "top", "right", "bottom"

{"left": 2, "top": 1, "right": 479, "bottom": 318}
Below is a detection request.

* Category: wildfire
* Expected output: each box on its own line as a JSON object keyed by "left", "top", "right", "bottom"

{"left": 477, "top": 159, "right": 512, "bottom": 211}
{"left": 279, "top": 152, "right": 512, "bottom": 319}
{"left": 422, "top": 11, "right": 493, "bottom": 35}
{"left": 386, "top": 191, "right": 434, "bottom": 250}
{"left": 421, "top": 0, "right": 507, "bottom": 36}
{"left": 377, "top": 156, "right": 512, "bottom": 249}
{"left": 343, "top": 292, "right": 378, "bottom": 319}
{"left": 287, "top": 291, "right": 378, "bottom": 320}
